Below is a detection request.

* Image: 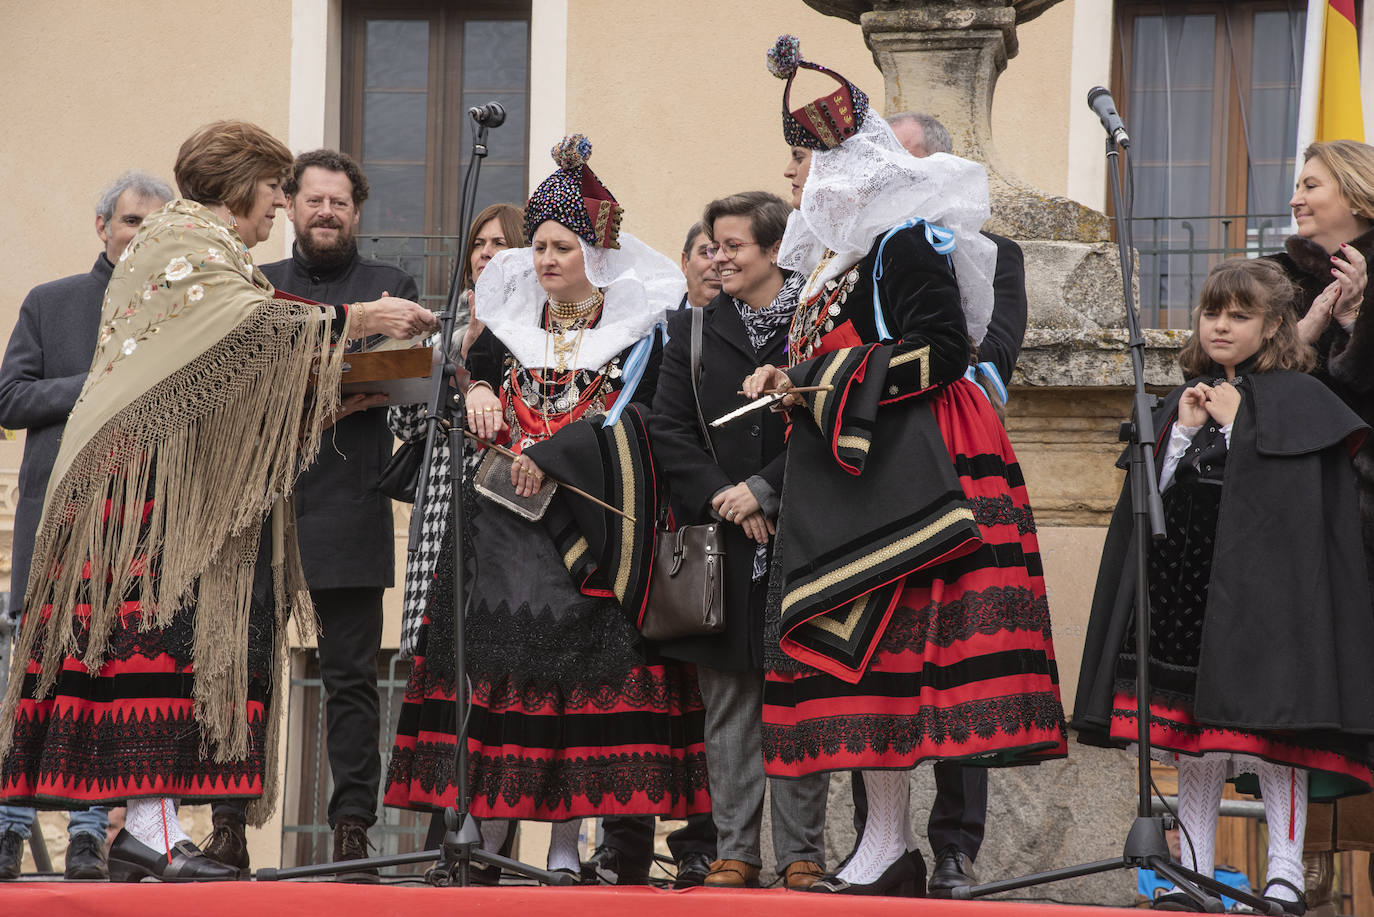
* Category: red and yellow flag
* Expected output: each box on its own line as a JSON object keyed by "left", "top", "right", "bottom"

{"left": 1317, "top": 0, "right": 1364, "bottom": 141}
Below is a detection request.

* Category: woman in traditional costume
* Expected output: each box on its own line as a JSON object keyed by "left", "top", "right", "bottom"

{"left": 742, "top": 37, "right": 1067, "bottom": 897}
{"left": 1073, "top": 258, "right": 1374, "bottom": 915}
{"left": 0, "top": 120, "right": 436, "bottom": 882}
{"left": 384, "top": 135, "right": 709, "bottom": 879}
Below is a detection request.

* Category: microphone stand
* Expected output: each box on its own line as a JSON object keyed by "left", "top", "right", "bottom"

{"left": 951, "top": 136, "right": 1282, "bottom": 914}
{"left": 257, "top": 108, "right": 572, "bottom": 887}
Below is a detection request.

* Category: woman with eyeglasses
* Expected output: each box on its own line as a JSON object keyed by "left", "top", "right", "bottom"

{"left": 650, "top": 191, "right": 828, "bottom": 891}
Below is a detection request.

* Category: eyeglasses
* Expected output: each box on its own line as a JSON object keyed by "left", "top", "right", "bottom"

{"left": 705, "top": 240, "right": 759, "bottom": 259}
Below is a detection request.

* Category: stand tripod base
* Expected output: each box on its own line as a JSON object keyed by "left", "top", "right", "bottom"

{"left": 255, "top": 810, "right": 576, "bottom": 886}
{"left": 951, "top": 816, "right": 1285, "bottom": 915}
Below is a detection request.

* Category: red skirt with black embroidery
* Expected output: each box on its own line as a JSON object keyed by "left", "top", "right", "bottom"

{"left": 1, "top": 500, "right": 270, "bottom": 807}
{"left": 763, "top": 381, "right": 1067, "bottom": 776}
{"left": 1107, "top": 695, "right": 1372, "bottom": 798}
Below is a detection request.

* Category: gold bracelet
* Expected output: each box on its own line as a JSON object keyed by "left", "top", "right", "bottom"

{"left": 351, "top": 301, "right": 367, "bottom": 339}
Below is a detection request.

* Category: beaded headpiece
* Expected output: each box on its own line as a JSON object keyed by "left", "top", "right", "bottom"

{"left": 524, "top": 134, "right": 624, "bottom": 250}
{"left": 767, "top": 35, "right": 869, "bottom": 150}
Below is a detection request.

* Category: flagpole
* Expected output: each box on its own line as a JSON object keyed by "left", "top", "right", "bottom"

{"left": 1293, "top": 0, "right": 1326, "bottom": 232}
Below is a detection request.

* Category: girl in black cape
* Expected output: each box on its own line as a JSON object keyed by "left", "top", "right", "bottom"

{"left": 1072, "top": 258, "right": 1374, "bottom": 914}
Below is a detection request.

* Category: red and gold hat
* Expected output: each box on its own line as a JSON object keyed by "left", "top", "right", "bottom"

{"left": 524, "top": 134, "right": 624, "bottom": 249}
{"left": 767, "top": 35, "right": 869, "bottom": 150}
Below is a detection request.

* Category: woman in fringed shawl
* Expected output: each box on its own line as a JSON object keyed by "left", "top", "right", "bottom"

{"left": 0, "top": 120, "right": 437, "bottom": 882}
{"left": 739, "top": 38, "right": 1067, "bottom": 897}
{"left": 383, "top": 135, "right": 710, "bottom": 881}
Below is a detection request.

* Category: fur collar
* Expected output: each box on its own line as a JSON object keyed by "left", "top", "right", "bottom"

{"left": 1283, "top": 225, "right": 1374, "bottom": 278}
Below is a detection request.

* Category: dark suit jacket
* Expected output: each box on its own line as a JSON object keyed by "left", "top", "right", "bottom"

{"left": 260, "top": 245, "right": 419, "bottom": 590}
{"left": 978, "top": 231, "right": 1028, "bottom": 383}
{"left": 649, "top": 293, "right": 789, "bottom": 671}
{"left": 0, "top": 255, "right": 111, "bottom": 611}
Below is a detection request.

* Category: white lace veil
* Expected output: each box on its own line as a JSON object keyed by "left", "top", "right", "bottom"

{"left": 778, "top": 114, "right": 997, "bottom": 345}
{"left": 473, "top": 229, "right": 684, "bottom": 370}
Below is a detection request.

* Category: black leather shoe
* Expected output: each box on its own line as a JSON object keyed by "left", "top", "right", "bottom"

{"left": 0, "top": 830, "right": 23, "bottom": 880}
{"left": 927, "top": 845, "right": 975, "bottom": 897}
{"left": 673, "top": 851, "right": 711, "bottom": 889}
{"left": 807, "top": 850, "right": 926, "bottom": 897}
{"left": 333, "top": 817, "right": 379, "bottom": 884}
{"left": 201, "top": 811, "right": 249, "bottom": 875}
{"left": 64, "top": 832, "right": 109, "bottom": 880}
{"left": 108, "top": 829, "right": 241, "bottom": 882}
{"left": 580, "top": 844, "right": 649, "bottom": 885}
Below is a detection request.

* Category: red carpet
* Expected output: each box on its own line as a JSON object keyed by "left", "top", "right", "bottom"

{"left": 0, "top": 882, "right": 1122, "bottom": 915}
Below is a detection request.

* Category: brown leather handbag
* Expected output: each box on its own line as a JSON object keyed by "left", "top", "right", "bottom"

{"left": 641, "top": 306, "right": 728, "bottom": 641}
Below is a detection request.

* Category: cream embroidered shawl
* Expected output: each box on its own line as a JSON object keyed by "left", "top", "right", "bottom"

{"left": 0, "top": 200, "right": 354, "bottom": 823}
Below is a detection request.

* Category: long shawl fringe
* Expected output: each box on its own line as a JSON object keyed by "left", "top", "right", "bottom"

{"left": 0, "top": 299, "right": 350, "bottom": 825}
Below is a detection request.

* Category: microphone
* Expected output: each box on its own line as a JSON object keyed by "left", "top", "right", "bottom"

{"left": 468, "top": 102, "right": 507, "bottom": 127}
{"left": 1086, "top": 87, "right": 1130, "bottom": 148}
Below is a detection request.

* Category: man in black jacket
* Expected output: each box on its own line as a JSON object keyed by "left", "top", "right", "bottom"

{"left": 0, "top": 171, "right": 173, "bottom": 880}
{"left": 204, "top": 150, "right": 418, "bottom": 880}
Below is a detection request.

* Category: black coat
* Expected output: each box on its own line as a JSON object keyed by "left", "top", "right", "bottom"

{"left": 649, "top": 294, "right": 790, "bottom": 671}
{"left": 1267, "top": 227, "right": 1374, "bottom": 594}
{"left": 978, "top": 231, "right": 1028, "bottom": 384}
{"left": 0, "top": 255, "right": 111, "bottom": 611}
{"left": 1073, "top": 371, "right": 1374, "bottom": 746}
{"left": 260, "top": 244, "right": 419, "bottom": 590}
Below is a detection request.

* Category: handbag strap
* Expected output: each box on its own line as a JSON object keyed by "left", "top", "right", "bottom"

{"left": 690, "top": 305, "right": 718, "bottom": 463}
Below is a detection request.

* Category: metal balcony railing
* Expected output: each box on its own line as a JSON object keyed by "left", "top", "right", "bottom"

{"left": 1127, "top": 213, "right": 1291, "bottom": 329}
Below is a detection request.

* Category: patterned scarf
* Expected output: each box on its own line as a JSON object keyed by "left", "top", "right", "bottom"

{"left": 733, "top": 271, "right": 805, "bottom": 352}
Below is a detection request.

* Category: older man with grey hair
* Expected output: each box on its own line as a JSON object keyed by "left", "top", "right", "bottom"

{"left": 0, "top": 170, "right": 172, "bottom": 881}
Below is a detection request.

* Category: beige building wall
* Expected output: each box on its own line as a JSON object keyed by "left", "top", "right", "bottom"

{"left": 1, "top": 0, "right": 1105, "bottom": 872}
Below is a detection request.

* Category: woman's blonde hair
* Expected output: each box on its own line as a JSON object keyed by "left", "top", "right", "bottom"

{"left": 1305, "top": 140, "right": 1374, "bottom": 220}
{"left": 462, "top": 203, "right": 525, "bottom": 290}
{"left": 1178, "top": 258, "right": 1314, "bottom": 376}
{"left": 174, "top": 120, "right": 294, "bottom": 217}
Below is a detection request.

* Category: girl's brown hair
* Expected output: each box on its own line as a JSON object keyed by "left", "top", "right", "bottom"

{"left": 1178, "top": 258, "right": 1314, "bottom": 377}
{"left": 463, "top": 203, "right": 526, "bottom": 290}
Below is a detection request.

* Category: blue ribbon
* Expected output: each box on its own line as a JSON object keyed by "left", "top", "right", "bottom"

{"left": 870, "top": 219, "right": 956, "bottom": 342}
{"left": 602, "top": 328, "right": 657, "bottom": 426}
{"left": 963, "top": 360, "right": 1008, "bottom": 406}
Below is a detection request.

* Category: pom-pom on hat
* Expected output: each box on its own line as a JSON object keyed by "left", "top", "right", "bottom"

{"left": 767, "top": 35, "right": 869, "bottom": 150}
{"left": 524, "top": 133, "right": 625, "bottom": 249}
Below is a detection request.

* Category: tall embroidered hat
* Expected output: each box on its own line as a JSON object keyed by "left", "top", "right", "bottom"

{"left": 767, "top": 34, "right": 870, "bottom": 150}
{"left": 524, "top": 134, "right": 624, "bottom": 249}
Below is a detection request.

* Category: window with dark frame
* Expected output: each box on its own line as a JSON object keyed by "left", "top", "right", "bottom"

{"left": 1112, "top": 1, "right": 1314, "bottom": 328}
{"left": 341, "top": 0, "right": 531, "bottom": 300}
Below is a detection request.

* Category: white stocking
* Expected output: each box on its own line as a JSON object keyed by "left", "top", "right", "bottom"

{"left": 125, "top": 797, "right": 191, "bottom": 854}
{"left": 1255, "top": 763, "right": 1306, "bottom": 903}
{"left": 479, "top": 818, "right": 511, "bottom": 853}
{"left": 837, "top": 770, "right": 910, "bottom": 885}
{"left": 546, "top": 818, "right": 582, "bottom": 873}
{"left": 1174, "top": 757, "right": 1225, "bottom": 880}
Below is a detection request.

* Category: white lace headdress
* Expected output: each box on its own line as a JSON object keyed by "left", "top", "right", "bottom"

{"left": 778, "top": 113, "right": 998, "bottom": 345}
{"left": 473, "top": 231, "right": 683, "bottom": 371}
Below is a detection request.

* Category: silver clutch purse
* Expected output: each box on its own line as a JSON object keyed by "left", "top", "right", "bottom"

{"left": 472, "top": 448, "right": 558, "bottom": 521}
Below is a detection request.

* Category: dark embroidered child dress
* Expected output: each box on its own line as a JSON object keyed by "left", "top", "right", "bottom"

{"left": 1109, "top": 402, "right": 1371, "bottom": 795}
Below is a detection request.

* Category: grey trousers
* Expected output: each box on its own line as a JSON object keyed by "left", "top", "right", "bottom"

{"left": 697, "top": 664, "right": 828, "bottom": 869}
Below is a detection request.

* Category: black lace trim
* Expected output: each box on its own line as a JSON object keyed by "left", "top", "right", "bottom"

{"left": 877, "top": 587, "right": 1052, "bottom": 655}
{"left": 2, "top": 702, "right": 266, "bottom": 799}
{"left": 390, "top": 742, "right": 710, "bottom": 812}
{"left": 473, "top": 665, "right": 699, "bottom": 713}
{"left": 970, "top": 494, "right": 1037, "bottom": 536}
{"left": 761, "top": 693, "right": 1066, "bottom": 766}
